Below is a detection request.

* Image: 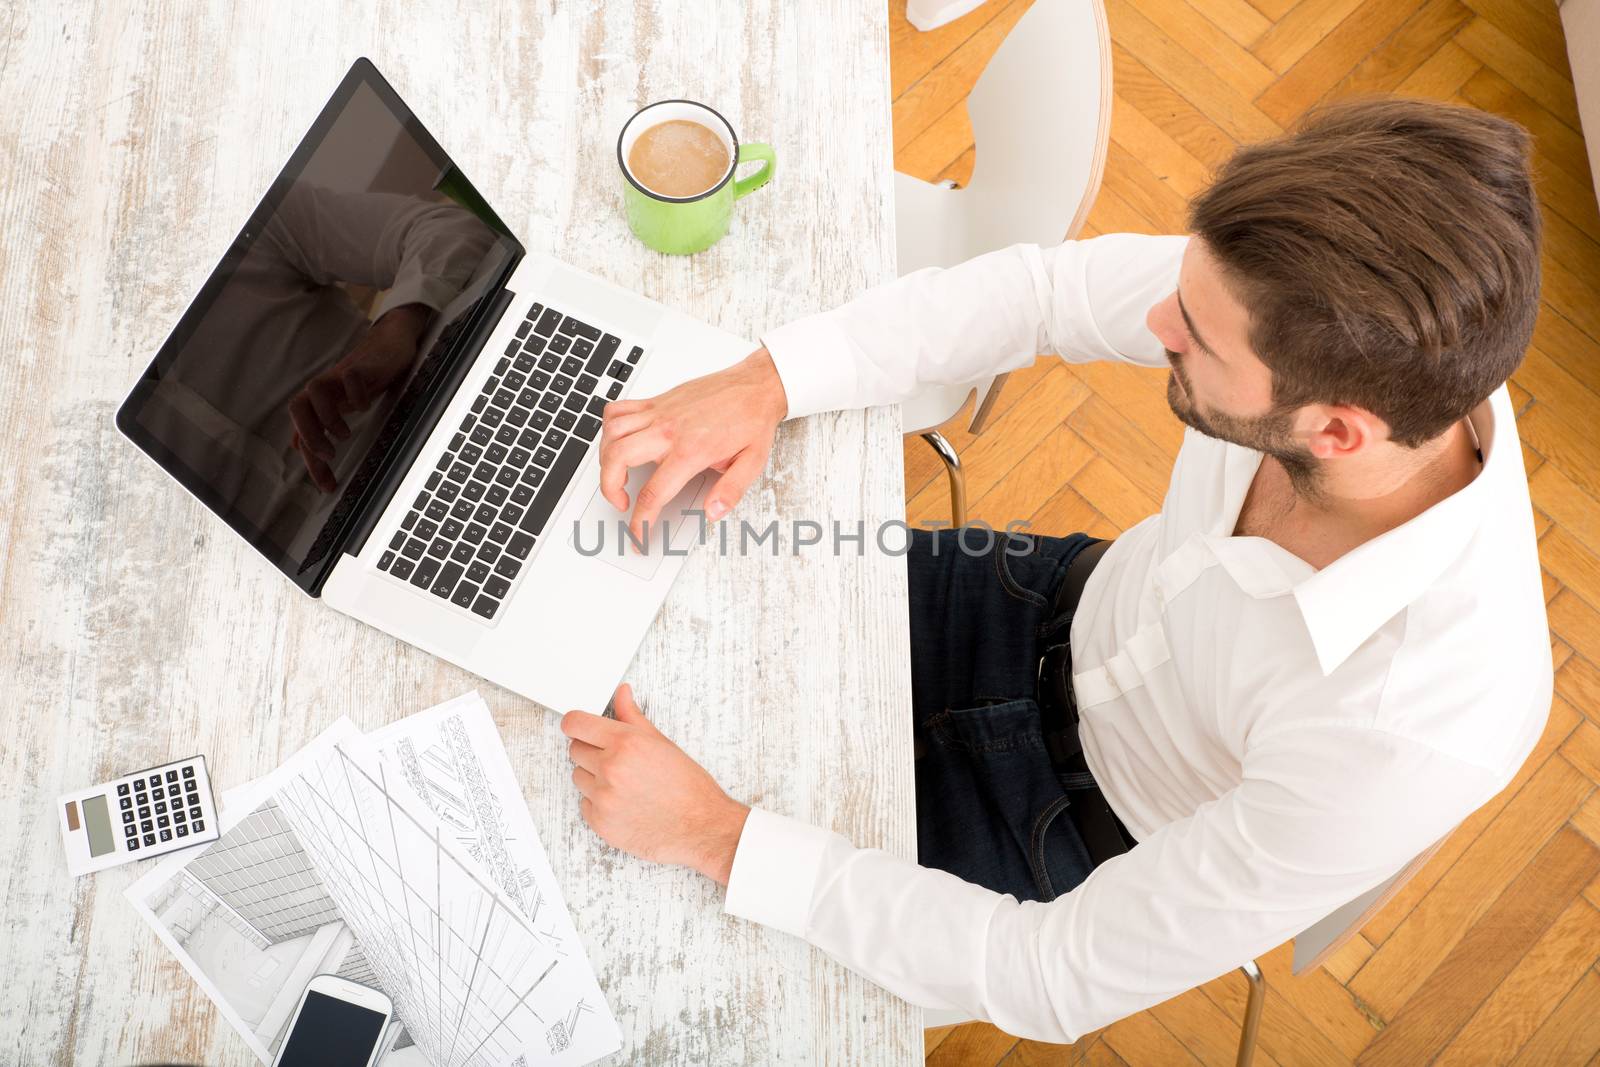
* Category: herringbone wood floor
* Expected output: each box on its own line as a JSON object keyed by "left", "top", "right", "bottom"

{"left": 891, "top": 1, "right": 1600, "bottom": 1063}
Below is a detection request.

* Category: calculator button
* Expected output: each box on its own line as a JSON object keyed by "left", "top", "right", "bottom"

{"left": 123, "top": 821, "right": 136, "bottom": 834}
{"left": 157, "top": 815, "right": 170, "bottom": 828}
{"left": 192, "top": 819, "right": 205, "bottom": 833}
{"left": 166, "top": 770, "right": 179, "bottom": 782}
{"left": 138, "top": 806, "right": 151, "bottom": 820}
{"left": 175, "top": 824, "right": 188, "bottom": 837}
{"left": 117, "top": 783, "right": 130, "bottom": 796}
{"left": 184, "top": 780, "right": 197, "bottom": 793}
{"left": 141, "top": 819, "right": 153, "bottom": 833}
{"left": 148, "top": 775, "right": 161, "bottom": 788}
{"left": 122, "top": 811, "right": 134, "bottom": 824}
{"left": 133, "top": 780, "right": 146, "bottom": 793}
{"left": 173, "top": 808, "right": 185, "bottom": 822}
{"left": 143, "top": 833, "right": 156, "bottom": 846}
{"left": 154, "top": 801, "right": 167, "bottom": 814}
{"left": 119, "top": 796, "right": 132, "bottom": 810}
{"left": 127, "top": 839, "right": 140, "bottom": 851}
{"left": 189, "top": 806, "right": 202, "bottom": 820}
{"left": 160, "top": 829, "right": 172, "bottom": 842}
{"left": 182, "top": 766, "right": 195, "bottom": 779}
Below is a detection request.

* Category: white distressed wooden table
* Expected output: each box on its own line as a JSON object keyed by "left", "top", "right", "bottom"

{"left": 0, "top": 2, "right": 918, "bottom": 1064}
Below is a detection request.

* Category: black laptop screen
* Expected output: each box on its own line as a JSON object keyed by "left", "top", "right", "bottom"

{"left": 117, "top": 59, "right": 520, "bottom": 593}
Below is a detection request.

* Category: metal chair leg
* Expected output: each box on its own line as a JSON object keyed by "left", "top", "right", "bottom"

{"left": 1236, "top": 960, "right": 1265, "bottom": 1067}
{"left": 920, "top": 431, "right": 966, "bottom": 527}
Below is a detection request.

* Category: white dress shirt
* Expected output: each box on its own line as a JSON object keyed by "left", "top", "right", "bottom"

{"left": 725, "top": 234, "right": 1554, "bottom": 1042}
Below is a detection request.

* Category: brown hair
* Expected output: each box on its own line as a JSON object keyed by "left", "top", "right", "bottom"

{"left": 1187, "top": 97, "right": 1541, "bottom": 447}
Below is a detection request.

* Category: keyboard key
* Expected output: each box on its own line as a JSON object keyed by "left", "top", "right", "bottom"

{"left": 481, "top": 407, "right": 503, "bottom": 428}
{"left": 463, "top": 479, "right": 486, "bottom": 502}
{"left": 587, "top": 396, "right": 609, "bottom": 417}
{"left": 392, "top": 558, "right": 415, "bottom": 580}
{"left": 414, "top": 490, "right": 430, "bottom": 510}
{"left": 494, "top": 467, "right": 518, "bottom": 488}
{"left": 501, "top": 504, "right": 525, "bottom": 526}
{"left": 555, "top": 409, "right": 577, "bottom": 431}
{"left": 514, "top": 352, "right": 536, "bottom": 372}
{"left": 402, "top": 537, "right": 427, "bottom": 560}
{"left": 173, "top": 808, "right": 185, "bottom": 822}
{"left": 426, "top": 471, "right": 441, "bottom": 491}
{"left": 518, "top": 428, "right": 541, "bottom": 450}
{"left": 551, "top": 374, "right": 573, "bottom": 395}
{"left": 467, "top": 560, "right": 491, "bottom": 584}
{"left": 518, "top": 387, "right": 539, "bottom": 408}
{"left": 450, "top": 541, "right": 475, "bottom": 564}
{"left": 378, "top": 551, "right": 396, "bottom": 572}
{"left": 508, "top": 532, "right": 536, "bottom": 560}
{"left": 143, "top": 833, "right": 155, "bottom": 846}
{"left": 530, "top": 371, "right": 550, "bottom": 391}
{"left": 470, "top": 423, "right": 493, "bottom": 445}
{"left": 516, "top": 318, "right": 531, "bottom": 339}
{"left": 493, "top": 388, "right": 516, "bottom": 409}
{"left": 472, "top": 394, "right": 487, "bottom": 413}
{"left": 141, "top": 819, "right": 153, "bottom": 833}
{"left": 486, "top": 484, "right": 509, "bottom": 506}
{"left": 538, "top": 352, "right": 560, "bottom": 373}
{"left": 450, "top": 462, "right": 474, "bottom": 482}
{"left": 431, "top": 562, "right": 463, "bottom": 599}
{"left": 459, "top": 442, "right": 482, "bottom": 464}
{"left": 607, "top": 381, "right": 623, "bottom": 400}
{"left": 414, "top": 519, "right": 438, "bottom": 541}
{"left": 531, "top": 410, "right": 554, "bottom": 431}
{"left": 549, "top": 334, "right": 572, "bottom": 355}
{"left": 471, "top": 595, "right": 500, "bottom": 620}
{"left": 425, "top": 499, "right": 449, "bottom": 521}
{"left": 562, "top": 317, "right": 601, "bottom": 341}
{"left": 437, "top": 481, "right": 460, "bottom": 502}
{"left": 175, "top": 824, "right": 188, "bottom": 837}
{"left": 474, "top": 503, "right": 497, "bottom": 525}
{"left": 474, "top": 461, "right": 497, "bottom": 482}
{"left": 487, "top": 443, "right": 508, "bottom": 464}
{"left": 544, "top": 429, "right": 568, "bottom": 450}
{"left": 609, "top": 361, "right": 632, "bottom": 382}
{"left": 412, "top": 557, "right": 441, "bottom": 590}
{"left": 192, "top": 819, "right": 205, "bottom": 833}
{"left": 477, "top": 541, "right": 501, "bottom": 563}
{"left": 627, "top": 344, "right": 643, "bottom": 364}
{"left": 182, "top": 766, "right": 194, "bottom": 779}
{"left": 533, "top": 447, "right": 557, "bottom": 467}
{"left": 524, "top": 335, "right": 546, "bottom": 356}
{"left": 485, "top": 574, "right": 512, "bottom": 598}
{"left": 572, "top": 338, "right": 594, "bottom": 359}
{"left": 504, "top": 370, "right": 526, "bottom": 391}
{"left": 520, "top": 466, "right": 545, "bottom": 488}
{"left": 451, "top": 432, "right": 465, "bottom": 451}
{"left": 560, "top": 355, "right": 584, "bottom": 377}
{"left": 511, "top": 483, "right": 534, "bottom": 506}
{"left": 587, "top": 334, "right": 620, "bottom": 375}
{"left": 494, "top": 555, "right": 522, "bottom": 580}
{"left": 562, "top": 393, "right": 585, "bottom": 413}
{"left": 464, "top": 523, "right": 487, "bottom": 544}
{"left": 452, "top": 582, "right": 479, "bottom": 609}
{"left": 489, "top": 522, "right": 513, "bottom": 544}
{"left": 538, "top": 393, "right": 562, "bottom": 413}
{"left": 389, "top": 531, "right": 406, "bottom": 551}
{"left": 518, "top": 439, "right": 589, "bottom": 537}
{"left": 160, "top": 828, "right": 172, "bottom": 842}
{"left": 441, "top": 518, "right": 464, "bottom": 540}
{"left": 505, "top": 406, "right": 530, "bottom": 427}
{"left": 435, "top": 452, "right": 453, "bottom": 471}
{"left": 451, "top": 499, "right": 474, "bottom": 521}
{"left": 402, "top": 511, "right": 418, "bottom": 530}
{"left": 508, "top": 447, "right": 531, "bottom": 468}
{"left": 535, "top": 306, "right": 562, "bottom": 336}
{"left": 428, "top": 538, "right": 451, "bottom": 559}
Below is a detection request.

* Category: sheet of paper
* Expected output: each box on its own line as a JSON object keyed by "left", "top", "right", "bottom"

{"left": 365, "top": 692, "right": 622, "bottom": 1066}
{"left": 126, "top": 699, "right": 616, "bottom": 1066}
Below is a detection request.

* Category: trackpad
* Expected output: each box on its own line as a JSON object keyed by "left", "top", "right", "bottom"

{"left": 567, "top": 464, "right": 709, "bottom": 581}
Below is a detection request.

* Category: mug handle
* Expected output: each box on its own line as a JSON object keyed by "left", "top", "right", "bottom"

{"left": 733, "top": 143, "right": 776, "bottom": 200}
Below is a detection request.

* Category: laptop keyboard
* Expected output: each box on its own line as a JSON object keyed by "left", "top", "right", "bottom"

{"left": 375, "top": 301, "right": 644, "bottom": 621}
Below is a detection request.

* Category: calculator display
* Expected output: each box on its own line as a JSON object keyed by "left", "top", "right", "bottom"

{"left": 82, "top": 794, "right": 115, "bottom": 857}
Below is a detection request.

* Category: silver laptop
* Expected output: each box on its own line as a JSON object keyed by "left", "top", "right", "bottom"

{"left": 117, "top": 58, "right": 747, "bottom": 712}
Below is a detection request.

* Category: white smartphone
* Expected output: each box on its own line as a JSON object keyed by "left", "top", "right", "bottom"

{"left": 270, "top": 974, "right": 394, "bottom": 1067}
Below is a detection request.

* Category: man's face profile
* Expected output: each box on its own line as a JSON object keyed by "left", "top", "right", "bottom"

{"left": 1145, "top": 240, "right": 1325, "bottom": 495}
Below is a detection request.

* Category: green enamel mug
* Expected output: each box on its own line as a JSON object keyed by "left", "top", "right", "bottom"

{"left": 617, "top": 99, "right": 776, "bottom": 255}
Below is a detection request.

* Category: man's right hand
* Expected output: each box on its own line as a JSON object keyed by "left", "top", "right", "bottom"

{"left": 598, "top": 346, "right": 788, "bottom": 544}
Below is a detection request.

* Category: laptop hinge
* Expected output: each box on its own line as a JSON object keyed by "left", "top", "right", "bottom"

{"left": 310, "top": 282, "right": 516, "bottom": 595}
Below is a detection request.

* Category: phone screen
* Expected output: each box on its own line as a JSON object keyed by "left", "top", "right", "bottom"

{"left": 277, "top": 990, "right": 387, "bottom": 1066}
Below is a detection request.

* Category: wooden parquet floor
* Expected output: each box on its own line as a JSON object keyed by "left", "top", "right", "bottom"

{"left": 891, "top": 1, "right": 1600, "bottom": 1063}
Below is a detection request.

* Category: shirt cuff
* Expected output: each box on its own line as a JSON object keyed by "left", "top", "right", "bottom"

{"left": 759, "top": 313, "right": 861, "bottom": 421}
{"left": 723, "top": 806, "right": 834, "bottom": 938}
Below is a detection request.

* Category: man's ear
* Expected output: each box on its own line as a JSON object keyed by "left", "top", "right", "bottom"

{"left": 1300, "top": 405, "right": 1386, "bottom": 459}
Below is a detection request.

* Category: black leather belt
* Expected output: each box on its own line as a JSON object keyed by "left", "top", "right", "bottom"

{"left": 1035, "top": 538, "right": 1137, "bottom": 864}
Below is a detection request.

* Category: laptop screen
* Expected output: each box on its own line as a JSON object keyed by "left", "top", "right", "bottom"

{"left": 117, "top": 59, "right": 521, "bottom": 593}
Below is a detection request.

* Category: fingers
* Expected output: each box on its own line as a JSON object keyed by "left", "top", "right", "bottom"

{"left": 292, "top": 432, "right": 338, "bottom": 492}
{"left": 629, "top": 457, "right": 703, "bottom": 545}
{"left": 704, "top": 444, "right": 770, "bottom": 521}
{"left": 288, "top": 392, "right": 335, "bottom": 462}
{"left": 571, "top": 765, "right": 597, "bottom": 796}
{"left": 568, "top": 738, "right": 604, "bottom": 772}
{"left": 307, "top": 376, "right": 352, "bottom": 442}
{"left": 608, "top": 683, "right": 657, "bottom": 733}
{"left": 560, "top": 709, "right": 622, "bottom": 746}
{"left": 598, "top": 429, "right": 669, "bottom": 513}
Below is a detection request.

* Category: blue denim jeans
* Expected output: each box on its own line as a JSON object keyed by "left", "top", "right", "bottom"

{"left": 909, "top": 527, "right": 1105, "bottom": 902}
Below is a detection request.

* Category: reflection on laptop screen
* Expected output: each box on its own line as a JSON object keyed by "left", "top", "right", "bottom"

{"left": 118, "top": 62, "right": 520, "bottom": 592}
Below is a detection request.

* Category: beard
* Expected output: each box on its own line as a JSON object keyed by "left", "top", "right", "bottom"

{"left": 1165, "top": 350, "right": 1325, "bottom": 501}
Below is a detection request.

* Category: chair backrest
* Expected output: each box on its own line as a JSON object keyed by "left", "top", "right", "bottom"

{"left": 1291, "top": 834, "right": 1449, "bottom": 975}
{"left": 894, "top": 0, "right": 1112, "bottom": 435}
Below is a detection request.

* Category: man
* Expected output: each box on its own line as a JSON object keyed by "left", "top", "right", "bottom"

{"left": 559, "top": 97, "right": 1555, "bottom": 1040}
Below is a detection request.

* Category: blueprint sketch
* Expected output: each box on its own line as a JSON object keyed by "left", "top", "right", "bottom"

{"left": 366, "top": 694, "right": 621, "bottom": 1065}
{"left": 128, "top": 703, "right": 621, "bottom": 1066}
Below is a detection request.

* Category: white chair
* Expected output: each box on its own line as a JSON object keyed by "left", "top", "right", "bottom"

{"left": 895, "top": 0, "right": 1112, "bottom": 524}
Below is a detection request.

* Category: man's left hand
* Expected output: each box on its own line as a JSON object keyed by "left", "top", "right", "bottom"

{"left": 561, "top": 683, "right": 749, "bottom": 885}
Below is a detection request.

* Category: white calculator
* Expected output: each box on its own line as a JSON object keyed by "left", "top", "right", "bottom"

{"left": 57, "top": 755, "right": 220, "bottom": 876}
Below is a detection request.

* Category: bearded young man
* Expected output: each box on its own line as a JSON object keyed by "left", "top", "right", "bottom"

{"left": 558, "top": 97, "right": 1554, "bottom": 1040}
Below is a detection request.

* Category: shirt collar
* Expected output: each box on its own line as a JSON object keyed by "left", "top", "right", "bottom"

{"left": 1213, "top": 386, "right": 1508, "bottom": 676}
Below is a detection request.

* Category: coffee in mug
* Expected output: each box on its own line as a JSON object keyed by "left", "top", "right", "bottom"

{"left": 627, "top": 119, "right": 732, "bottom": 198}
